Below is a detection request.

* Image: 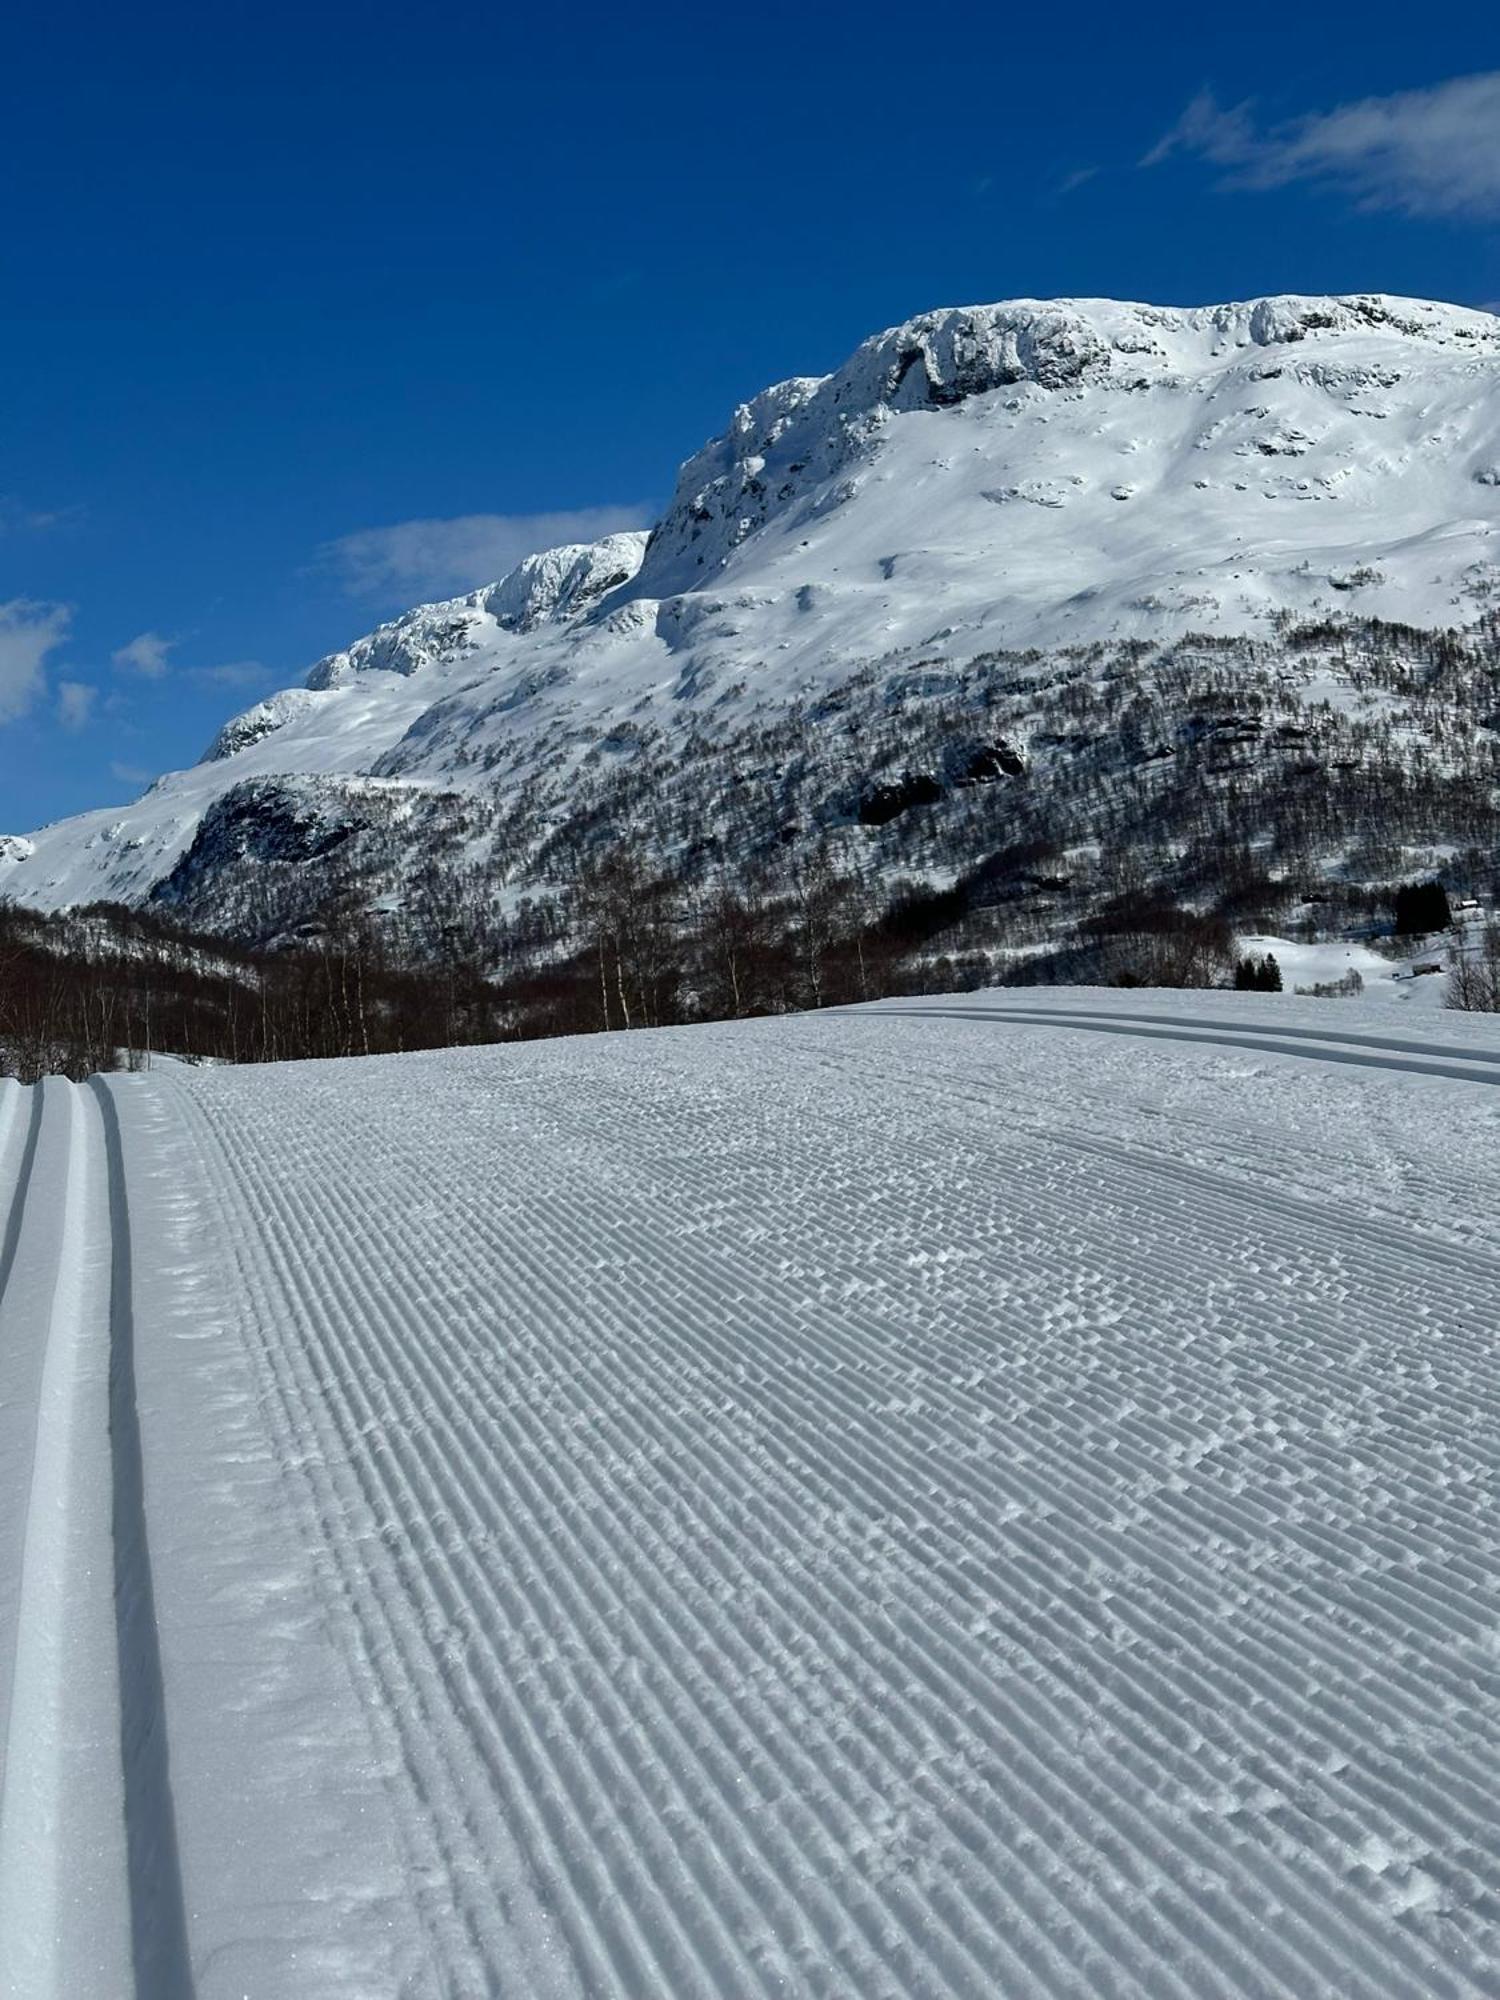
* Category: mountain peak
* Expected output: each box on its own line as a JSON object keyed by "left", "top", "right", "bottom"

{"left": 633, "top": 292, "right": 1500, "bottom": 598}
{"left": 4, "top": 289, "right": 1499, "bottom": 920}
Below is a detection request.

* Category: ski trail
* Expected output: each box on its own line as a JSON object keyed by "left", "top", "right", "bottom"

{"left": 0, "top": 1079, "right": 46, "bottom": 1788}
{"left": 91, "top": 1079, "right": 193, "bottom": 2000}
{"left": 857, "top": 1004, "right": 1500, "bottom": 1087}
{"left": 0, "top": 1081, "right": 132, "bottom": 1997}
{"left": 0, "top": 1080, "right": 191, "bottom": 2000}
{"left": 103, "top": 1072, "right": 429, "bottom": 1998}
{"left": 0, "top": 1009, "right": 1487, "bottom": 1995}
{"left": 1012, "top": 1006, "right": 1500, "bottom": 1070}
{"left": 172, "top": 1079, "right": 590, "bottom": 2000}
{"left": 170, "top": 1020, "right": 1500, "bottom": 1998}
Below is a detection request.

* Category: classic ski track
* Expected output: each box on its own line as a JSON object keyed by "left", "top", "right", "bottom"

{"left": 803, "top": 1026, "right": 1500, "bottom": 1292}
{"left": 0, "top": 1078, "right": 44, "bottom": 1806}
{"left": 89, "top": 1078, "right": 193, "bottom": 2000}
{"left": 0, "top": 1080, "right": 191, "bottom": 2000}
{"left": 939, "top": 1006, "right": 1500, "bottom": 1071}
{"left": 0, "top": 1079, "right": 133, "bottom": 1997}
{"left": 858, "top": 1005, "right": 1500, "bottom": 1089}
{"left": 852, "top": 1042, "right": 1500, "bottom": 1263}
{"left": 170, "top": 1011, "right": 1500, "bottom": 2000}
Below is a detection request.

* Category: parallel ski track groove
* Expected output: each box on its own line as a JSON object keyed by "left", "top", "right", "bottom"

{"left": 91, "top": 1079, "right": 194, "bottom": 2000}
{"left": 929, "top": 1006, "right": 1500, "bottom": 1070}
{"left": 464, "top": 1063, "right": 1484, "bottom": 1997}
{"left": 0, "top": 1081, "right": 44, "bottom": 1308}
{"left": 181, "top": 1087, "right": 1012, "bottom": 1999}
{"left": 862, "top": 1005, "right": 1500, "bottom": 1090}
{"left": 173, "top": 1022, "right": 1500, "bottom": 1998}
{"left": 0, "top": 1081, "right": 193, "bottom": 2000}
{"left": 536, "top": 1048, "right": 1496, "bottom": 1984}
{"left": 176, "top": 1090, "right": 612, "bottom": 1997}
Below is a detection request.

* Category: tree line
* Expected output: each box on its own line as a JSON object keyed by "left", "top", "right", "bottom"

{"left": 0, "top": 855, "right": 1223, "bottom": 1078}
{"left": 5, "top": 850, "right": 1496, "bottom": 1084}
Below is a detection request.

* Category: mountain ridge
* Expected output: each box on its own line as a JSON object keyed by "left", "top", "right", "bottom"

{"left": 4, "top": 290, "right": 1498, "bottom": 939}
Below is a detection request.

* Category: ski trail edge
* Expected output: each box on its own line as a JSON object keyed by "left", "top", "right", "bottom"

{"left": 92, "top": 1077, "right": 195, "bottom": 2000}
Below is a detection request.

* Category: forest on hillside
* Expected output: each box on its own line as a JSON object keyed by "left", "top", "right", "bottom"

{"left": 4, "top": 854, "right": 1497, "bottom": 1082}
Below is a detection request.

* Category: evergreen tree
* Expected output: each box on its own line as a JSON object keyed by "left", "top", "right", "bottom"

{"left": 1233, "top": 953, "right": 1284, "bottom": 992}
{"left": 1394, "top": 880, "right": 1452, "bottom": 936}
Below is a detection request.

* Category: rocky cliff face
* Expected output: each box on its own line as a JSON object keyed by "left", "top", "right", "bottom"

{"left": 627, "top": 293, "right": 1500, "bottom": 600}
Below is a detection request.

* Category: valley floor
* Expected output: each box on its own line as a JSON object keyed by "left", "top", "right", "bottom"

{"left": 2, "top": 993, "right": 1500, "bottom": 1996}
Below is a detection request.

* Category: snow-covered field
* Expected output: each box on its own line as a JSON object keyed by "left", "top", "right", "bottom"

{"left": 3, "top": 991, "right": 1500, "bottom": 1996}
{"left": 1233, "top": 934, "right": 1456, "bottom": 1008}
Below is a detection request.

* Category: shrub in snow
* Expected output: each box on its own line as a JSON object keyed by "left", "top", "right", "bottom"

{"left": 1294, "top": 970, "right": 1364, "bottom": 999}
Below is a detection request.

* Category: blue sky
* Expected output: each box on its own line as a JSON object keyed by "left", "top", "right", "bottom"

{"left": 3, "top": 0, "right": 1498, "bottom": 828}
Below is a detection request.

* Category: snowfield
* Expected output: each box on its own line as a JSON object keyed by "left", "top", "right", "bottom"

{"left": 3, "top": 993, "right": 1500, "bottom": 1996}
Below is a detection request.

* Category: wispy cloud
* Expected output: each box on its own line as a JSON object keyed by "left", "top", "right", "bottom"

{"left": 110, "top": 760, "right": 153, "bottom": 788}
{"left": 109, "top": 631, "right": 272, "bottom": 691}
{"left": 317, "top": 506, "right": 655, "bottom": 603}
{"left": 187, "top": 660, "right": 273, "bottom": 689}
{"left": 1146, "top": 71, "right": 1500, "bottom": 219}
{"left": 0, "top": 599, "right": 72, "bottom": 723}
{"left": 112, "top": 629, "right": 176, "bottom": 679}
{"left": 56, "top": 679, "right": 96, "bottom": 729}
{"left": 0, "top": 496, "right": 78, "bottom": 534}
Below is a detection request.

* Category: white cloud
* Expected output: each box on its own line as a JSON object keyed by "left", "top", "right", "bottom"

{"left": 109, "top": 637, "right": 271, "bottom": 689}
{"left": 1147, "top": 71, "right": 1500, "bottom": 219}
{"left": 318, "top": 505, "right": 655, "bottom": 602}
{"left": 56, "top": 679, "right": 96, "bottom": 729}
{"left": 188, "top": 660, "right": 272, "bottom": 688}
{"left": 110, "top": 760, "right": 153, "bottom": 788}
{"left": 0, "top": 599, "right": 72, "bottom": 723}
{"left": 112, "top": 629, "right": 176, "bottom": 679}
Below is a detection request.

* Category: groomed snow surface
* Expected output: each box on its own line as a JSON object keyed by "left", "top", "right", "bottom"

{"left": 3, "top": 991, "right": 1500, "bottom": 1997}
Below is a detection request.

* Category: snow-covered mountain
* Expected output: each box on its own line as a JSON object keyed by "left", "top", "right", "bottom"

{"left": 5, "top": 292, "right": 1499, "bottom": 930}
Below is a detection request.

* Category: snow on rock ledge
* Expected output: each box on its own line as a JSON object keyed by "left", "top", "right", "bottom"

{"left": 633, "top": 293, "right": 1500, "bottom": 596}
{"left": 207, "top": 687, "right": 324, "bottom": 761}
{"left": 305, "top": 533, "right": 651, "bottom": 691}
{"left": 306, "top": 601, "right": 494, "bottom": 690}
{"left": 481, "top": 532, "right": 649, "bottom": 632}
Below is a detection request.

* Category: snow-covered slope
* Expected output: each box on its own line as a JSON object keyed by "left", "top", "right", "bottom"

{"left": 5, "top": 293, "right": 1498, "bottom": 914}
{"left": 5, "top": 995, "right": 1500, "bottom": 1993}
